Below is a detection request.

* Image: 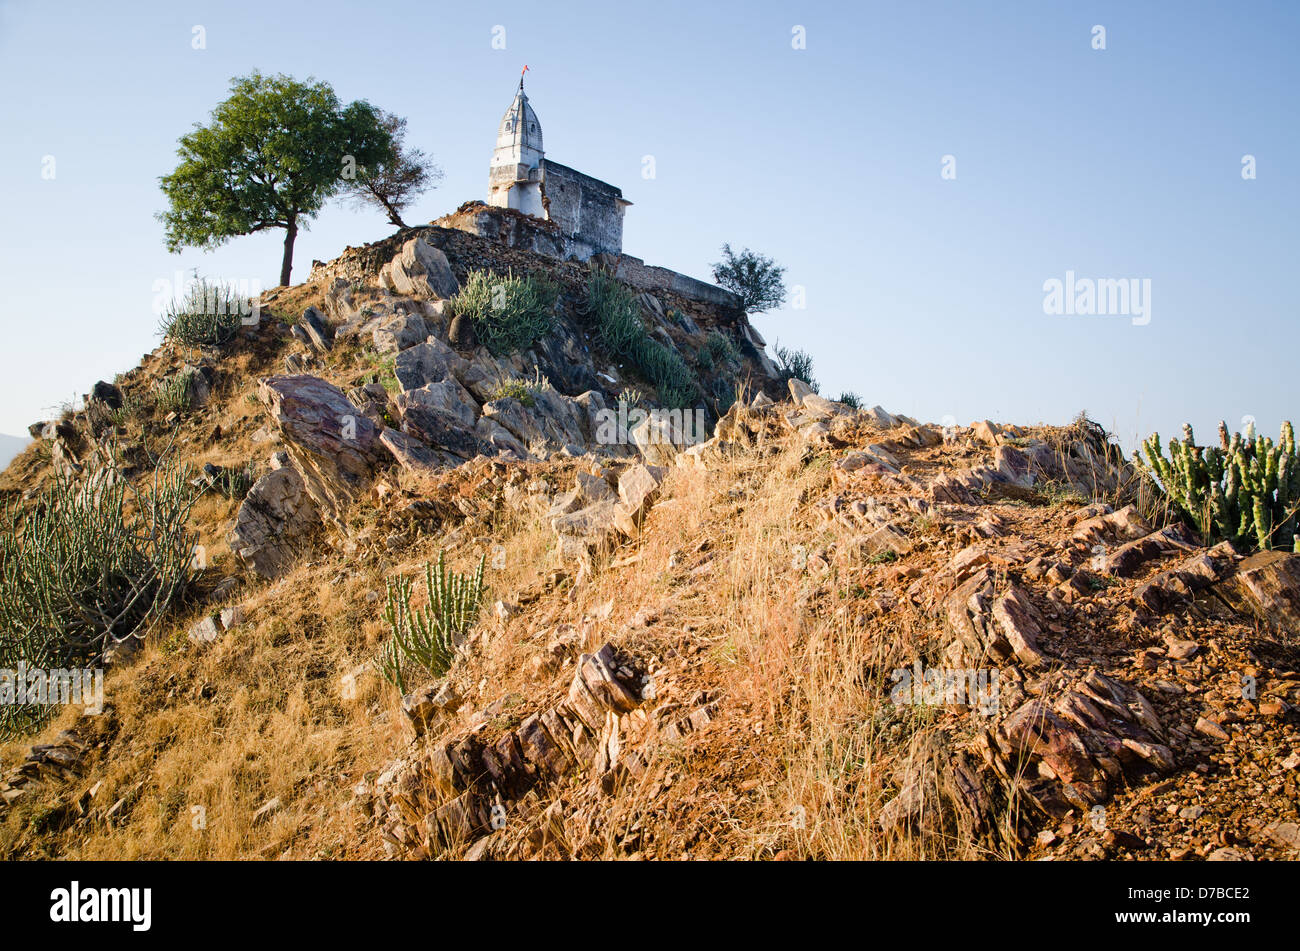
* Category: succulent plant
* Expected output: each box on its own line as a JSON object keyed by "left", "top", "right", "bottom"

{"left": 1135, "top": 420, "right": 1298, "bottom": 551}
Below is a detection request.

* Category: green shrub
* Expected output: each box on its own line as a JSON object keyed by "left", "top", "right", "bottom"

{"left": 209, "top": 465, "right": 253, "bottom": 500}
{"left": 488, "top": 369, "right": 549, "bottom": 408}
{"left": 0, "top": 462, "right": 199, "bottom": 738}
{"left": 358, "top": 348, "right": 398, "bottom": 394}
{"left": 157, "top": 278, "right": 252, "bottom": 348}
{"left": 451, "top": 269, "right": 558, "bottom": 356}
{"left": 580, "top": 270, "right": 697, "bottom": 408}
{"left": 836, "top": 391, "right": 863, "bottom": 409}
{"left": 376, "top": 552, "right": 486, "bottom": 693}
{"left": 698, "top": 331, "right": 737, "bottom": 371}
{"left": 490, "top": 379, "right": 535, "bottom": 407}
{"left": 1135, "top": 420, "right": 1299, "bottom": 552}
{"left": 774, "top": 344, "right": 819, "bottom": 393}
{"left": 630, "top": 338, "right": 696, "bottom": 409}
{"left": 153, "top": 369, "right": 199, "bottom": 415}
{"left": 582, "top": 270, "right": 644, "bottom": 355}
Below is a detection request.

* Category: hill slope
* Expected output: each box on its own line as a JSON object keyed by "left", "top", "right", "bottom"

{"left": 1, "top": 226, "right": 1298, "bottom": 862}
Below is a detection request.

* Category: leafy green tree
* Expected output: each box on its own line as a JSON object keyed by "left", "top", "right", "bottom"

{"left": 711, "top": 244, "right": 787, "bottom": 313}
{"left": 343, "top": 111, "right": 442, "bottom": 228}
{"left": 158, "top": 72, "right": 394, "bottom": 286}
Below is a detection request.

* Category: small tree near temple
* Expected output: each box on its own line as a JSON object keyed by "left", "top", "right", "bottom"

{"left": 343, "top": 111, "right": 442, "bottom": 228}
{"left": 158, "top": 72, "right": 394, "bottom": 286}
{"left": 711, "top": 244, "right": 787, "bottom": 313}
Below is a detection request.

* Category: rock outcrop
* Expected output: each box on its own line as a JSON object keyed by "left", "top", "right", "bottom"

{"left": 258, "top": 375, "right": 390, "bottom": 521}
{"left": 228, "top": 454, "right": 320, "bottom": 579}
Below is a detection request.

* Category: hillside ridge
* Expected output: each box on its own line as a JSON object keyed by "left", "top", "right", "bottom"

{"left": 1, "top": 225, "right": 1298, "bottom": 861}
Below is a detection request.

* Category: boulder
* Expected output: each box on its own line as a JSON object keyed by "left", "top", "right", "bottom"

{"left": 259, "top": 375, "right": 389, "bottom": 519}
{"left": 572, "top": 390, "right": 609, "bottom": 444}
{"left": 188, "top": 615, "right": 222, "bottom": 645}
{"left": 394, "top": 338, "right": 468, "bottom": 392}
{"left": 483, "top": 392, "right": 587, "bottom": 458}
{"left": 299, "top": 306, "right": 333, "bottom": 352}
{"left": 863, "top": 405, "right": 901, "bottom": 429}
{"left": 630, "top": 413, "right": 684, "bottom": 466}
{"left": 372, "top": 312, "right": 429, "bottom": 354}
{"left": 403, "top": 681, "right": 461, "bottom": 738}
{"left": 227, "top": 464, "right": 320, "bottom": 579}
{"left": 787, "top": 378, "right": 815, "bottom": 403}
{"left": 618, "top": 464, "right": 667, "bottom": 519}
{"left": 400, "top": 408, "right": 488, "bottom": 461}
{"left": 396, "top": 379, "right": 479, "bottom": 429}
{"left": 548, "top": 471, "right": 617, "bottom": 518}
{"left": 972, "top": 420, "right": 1003, "bottom": 446}
{"left": 552, "top": 500, "right": 623, "bottom": 545}
{"left": 801, "top": 392, "right": 846, "bottom": 419}
{"left": 474, "top": 417, "right": 529, "bottom": 459}
{"left": 390, "top": 237, "right": 459, "bottom": 300}
{"left": 89, "top": 380, "right": 123, "bottom": 410}
{"left": 1218, "top": 550, "right": 1300, "bottom": 635}
{"left": 380, "top": 428, "right": 450, "bottom": 474}
{"left": 447, "top": 312, "right": 477, "bottom": 351}
{"left": 323, "top": 278, "right": 361, "bottom": 325}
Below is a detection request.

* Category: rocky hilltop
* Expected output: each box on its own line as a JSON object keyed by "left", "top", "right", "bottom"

{"left": 1, "top": 223, "right": 1298, "bottom": 861}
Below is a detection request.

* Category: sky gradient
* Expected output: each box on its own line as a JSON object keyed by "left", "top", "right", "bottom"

{"left": 0, "top": 0, "right": 1295, "bottom": 450}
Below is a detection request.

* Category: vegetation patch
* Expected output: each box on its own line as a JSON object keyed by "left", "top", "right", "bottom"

{"left": 451, "top": 268, "right": 558, "bottom": 357}
{"left": 0, "top": 461, "right": 199, "bottom": 738}
{"left": 581, "top": 270, "right": 697, "bottom": 409}
{"left": 376, "top": 552, "right": 486, "bottom": 693}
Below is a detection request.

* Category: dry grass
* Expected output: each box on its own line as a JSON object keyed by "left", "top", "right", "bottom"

{"left": 2, "top": 299, "right": 1124, "bottom": 860}
{"left": 539, "top": 438, "right": 991, "bottom": 860}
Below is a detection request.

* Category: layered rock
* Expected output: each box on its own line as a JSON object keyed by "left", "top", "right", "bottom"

{"left": 228, "top": 454, "right": 320, "bottom": 579}
{"left": 258, "top": 375, "right": 390, "bottom": 520}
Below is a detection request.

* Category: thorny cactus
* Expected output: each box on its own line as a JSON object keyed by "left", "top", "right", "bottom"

{"left": 376, "top": 551, "right": 486, "bottom": 693}
{"left": 1135, "top": 420, "right": 1299, "bottom": 552}
{"left": 0, "top": 460, "right": 200, "bottom": 738}
{"left": 451, "top": 268, "right": 558, "bottom": 357}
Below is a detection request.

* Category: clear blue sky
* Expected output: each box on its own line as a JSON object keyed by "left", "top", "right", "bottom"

{"left": 1, "top": 0, "right": 1295, "bottom": 450}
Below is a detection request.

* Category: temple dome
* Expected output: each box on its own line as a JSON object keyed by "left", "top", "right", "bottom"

{"left": 494, "top": 85, "right": 543, "bottom": 157}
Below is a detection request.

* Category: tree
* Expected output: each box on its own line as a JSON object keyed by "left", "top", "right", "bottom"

{"left": 158, "top": 72, "right": 394, "bottom": 287}
{"left": 343, "top": 112, "right": 442, "bottom": 228}
{"left": 711, "top": 244, "right": 787, "bottom": 313}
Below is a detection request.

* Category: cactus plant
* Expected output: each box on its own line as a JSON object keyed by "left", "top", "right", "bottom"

{"left": 0, "top": 460, "right": 200, "bottom": 738}
{"left": 451, "top": 268, "right": 558, "bottom": 357}
{"left": 376, "top": 552, "right": 486, "bottom": 693}
{"left": 1135, "top": 420, "right": 1299, "bottom": 552}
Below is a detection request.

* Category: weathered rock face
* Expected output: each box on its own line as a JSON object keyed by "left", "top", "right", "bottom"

{"left": 259, "top": 375, "right": 389, "bottom": 520}
{"left": 1216, "top": 550, "right": 1300, "bottom": 634}
{"left": 373, "top": 313, "right": 428, "bottom": 354}
{"left": 394, "top": 338, "right": 468, "bottom": 393}
{"left": 483, "top": 394, "right": 586, "bottom": 459}
{"left": 381, "top": 237, "right": 460, "bottom": 300}
{"left": 380, "top": 428, "right": 454, "bottom": 474}
{"left": 299, "top": 307, "right": 334, "bottom": 352}
{"left": 396, "top": 379, "right": 479, "bottom": 430}
{"left": 372, "top": 643, "right": 647, "bottom": 856}
{"left": 228, "top": 462, "right": 320, "bottom": 579}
